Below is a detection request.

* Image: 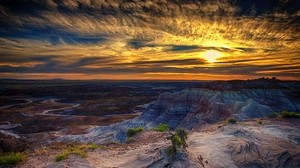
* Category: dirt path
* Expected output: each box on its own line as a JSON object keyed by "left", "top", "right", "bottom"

{"left": 0, "top": 98, "right": 32, "bottom": 109}
{"left": 37, "top": 99, "right": 80, "bottom": 117}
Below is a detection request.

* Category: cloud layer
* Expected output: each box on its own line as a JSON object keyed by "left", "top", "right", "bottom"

{"left": 0, "top": 0, "right": 299, "bottom": 80}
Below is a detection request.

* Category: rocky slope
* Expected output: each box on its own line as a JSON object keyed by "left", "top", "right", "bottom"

{"left": 146, "top": 87, "right": 299, "bottom": 129}
{"left": 187, "top": 120, "right": 300, "bottom": 168}
{"left": 57, "top": 79, "right": 300, "bottom": 143}
{"left": 19, "top": 119, "right": 300, "bottom": 168}
{"left": 0, "top": 130, "right": 28, "bottom": 153}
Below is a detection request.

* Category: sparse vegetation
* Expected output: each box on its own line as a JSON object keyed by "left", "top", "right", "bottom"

{"left": 154, "top": 123, "right": 169, "bottom": 132}
{"left": 127, "top": 127, "right": 144, "bottom": 137}
{"left": 171, "top": 134, "right": 182, "bottom": 150}
{"left": 0, "top": 152, "right": 24, "bottom": 166}
{"left": 268, "top": 112, "right": 279, "bottom": 118}
{"left": 54, "top": 143, "right": 100, "bottom": 162}
{"left": 54, "top": 152, "right": 68, "bottom": 162}
{"left": 87, "top": 143, "right": 99, "bottom": 150}
{"left": 175, "top": 128, "right": 188, "bottom": 149}
{"left": 167, "top": 133, "right": 182, "bottom": 157}
{"left": 166, "top": 128, "right": 188, "bottom": 157}
{"left": 166, "top": 146, "right": 175, "bottom": 157}
{"left": 126, "top": 137, "right": 135, "bottom": 143}
{"left": 281, "top": 111, "right": 300, "bottom": 118}
{"left": 228, "top": 118, "right": 237, "bottom": 124}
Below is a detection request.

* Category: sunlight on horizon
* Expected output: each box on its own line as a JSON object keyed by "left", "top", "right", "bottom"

{"left": 202, "top": 50, "right": 222, "bottom": 63}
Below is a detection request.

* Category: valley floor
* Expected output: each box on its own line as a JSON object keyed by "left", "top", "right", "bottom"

{"left": 17, "top": 118, "right": 300, "bottom": 168}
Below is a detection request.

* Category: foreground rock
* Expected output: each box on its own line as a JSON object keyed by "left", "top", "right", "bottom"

{"left": 47, "top": 155, "right": 93, "bottom": 168}
{"left": 187, "top": 120, "right": 300, "bottom": 168}
{"left": 0, "top": 130, "right": 28, "bottom": 153}
{"left": 63, "top": 120, "right": 300, "bottom": 168}
{"left": 19, "top": 119, "right": 300, "bottom": 168}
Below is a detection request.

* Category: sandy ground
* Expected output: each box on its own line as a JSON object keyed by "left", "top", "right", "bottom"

{"left": 17, "top": 118, "right": 300, "bottom": 168}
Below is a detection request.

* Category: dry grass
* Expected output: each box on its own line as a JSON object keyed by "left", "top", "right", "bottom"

{"left": 53, "top": 143, "right": 100, "bottom": 162}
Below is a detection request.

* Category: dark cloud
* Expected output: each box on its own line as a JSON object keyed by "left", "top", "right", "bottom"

{"left": 72, "top": 56, "right": 119, "bottom": 67}
{"left": 115, "top": 58, "right": 206, "bottom": 66}
{"left": 127, "top": 40, "right": 156, "bottom": 49}
{"left": 0, "top": 55, "right": 57, "bottom": 63}
{"left": 168, "top": 45, "right": 199, "bottom": 52}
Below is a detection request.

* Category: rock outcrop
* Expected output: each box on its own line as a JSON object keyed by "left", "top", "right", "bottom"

{"left": 0, "top": 130, "right": 28, "bottom": 153}
{"left": 187, "top": 121, "right": 300, "bottom": 168}
{"left": 144, "top": 87, "right": 299, "bottom": 129}
{"left": 49, "top": 120, "right": 300, "bottom": 168}
{"left": 57, "top": 80, "right": 300, "bottom": 143}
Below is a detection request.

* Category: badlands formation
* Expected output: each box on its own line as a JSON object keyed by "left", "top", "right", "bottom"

{"left": 5, "top": 79, "right": 300, "bottom": 167}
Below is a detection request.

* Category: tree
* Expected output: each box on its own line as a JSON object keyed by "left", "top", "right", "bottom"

{"left": 175, "top": 128, "right": 188, "bottom": 149}
{"left": 166, "top": 128, "right": 188, "bottom": 157}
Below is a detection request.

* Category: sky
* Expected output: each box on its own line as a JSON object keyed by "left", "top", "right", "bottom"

{"left": 0, "top": 0, "right": 299, "bottom": 80}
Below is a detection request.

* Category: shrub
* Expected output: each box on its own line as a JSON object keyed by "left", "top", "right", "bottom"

{"left": 126, "top": 137, "right": 135, "bottom": 143}
{"left": 68, "top": 146, "right": 87, "bottom": 158}
{"left": 87, "top": 144, "right": 98, "bottom": 150}
{"left": 167, "top": 129, "right": 189, "bottom": 157}
{"left": 154, "top": 123, "right": 169, "bottom": 132}
{"left": 268, "top": 112, "right": 279, "bottom": 118}
{"left": 0, "top": 153, "right": 24, "bottom": 166}
{"left": 127, "top": 127, "right": 144, "bottom": 137}
{"left": 281, "top": 111, "right": 300, "bottom": 118}
{"left": 166, "top": 146, "right": 175, "bottom": 157}
{"left": 166, "top": 134, "right": 182, "bottom": 157}
{"left": 171, "top": 134, "right": 182, "bottom": 149}
{"left": 55, "top": 152, "right": 68, "bottom": 162}
{"left": 228, "top": 118, "right": 237, "bottom": 124}
{"left": 175, "top": 128, "right": 188, "bottom": 149}
{"left": 54, "top": 143, "right": 97, "bottom": 162}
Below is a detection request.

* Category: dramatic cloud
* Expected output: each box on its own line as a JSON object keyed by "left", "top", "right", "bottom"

{"left": 0, "top": 0, "right": 299, "bottom": 80}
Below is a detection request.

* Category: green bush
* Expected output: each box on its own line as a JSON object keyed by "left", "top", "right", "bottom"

{"left": 228, "top": 118, "right": 237, "bottom": 124}
{"left": 126, "top": 137, "right": 135, "bottom": 143}
{"left": 175, "top": 128, "right": 188, "bottom": 149}
{"left": 171, "top": 134, "right": 182, "bottom": 148}
{"left": 281, "top": 111, "right": 300, "bottom": 118}
{"left": 154, "top": 123, "right": 169, "bottom": 132}
{"left": 55, "top": 152, "right": 68, "bottom": 162}
{"left": 87, "top": 144, "right": 99, "bottom": 150}
{"left": 0, "top": 152, "right": 24, "bottom": 166}
{"left": 127, "top": 127, "right": 144, "bottom": 137}
{"left": 268, "top": 112, "right": 279, "bottom": 118}
{"left": 166, "top": 146, "right": 175, "bottom": 157}
{"left": 166, "top": 129, "right": 188, "bottom": 157}
{"left": 166, "top": 134, "right": 182, "bottom": 157}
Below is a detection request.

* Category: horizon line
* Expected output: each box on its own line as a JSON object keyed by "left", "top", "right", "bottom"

{"left": 1, "top": 77, "right": 298, "bottom": 82}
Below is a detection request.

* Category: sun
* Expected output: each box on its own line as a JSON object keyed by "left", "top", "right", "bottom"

{"left": 202, "top": 50, "right": 221, "bottom": 63}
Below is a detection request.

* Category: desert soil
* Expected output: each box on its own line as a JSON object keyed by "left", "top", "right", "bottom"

{"left": 17, "top": 118, "right": 300, "bottom": 168}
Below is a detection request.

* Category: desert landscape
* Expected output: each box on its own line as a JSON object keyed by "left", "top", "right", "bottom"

{"left": 0, "top": 78, "right": 299, "bottom": 167}
{"left": 1, "top": 0, "right": 300, "bottom": 167}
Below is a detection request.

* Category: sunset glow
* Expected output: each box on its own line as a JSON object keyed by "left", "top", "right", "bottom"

{"left": 0, "top": 0, "right": 299, "bottom": 80}
{"left": 202, "top": 50, "right": 222, "bottom": 63}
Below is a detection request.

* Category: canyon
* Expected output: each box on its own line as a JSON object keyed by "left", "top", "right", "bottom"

{"left": 1, "top": 79, "right": 300, "bottom": 167}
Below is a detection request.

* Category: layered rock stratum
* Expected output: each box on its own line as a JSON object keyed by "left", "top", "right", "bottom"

{"left": 16, "top": 79, "right": 300, "bottom": 168}
{"left": 58, "top": 79, "right": 300, "bottom": 143}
